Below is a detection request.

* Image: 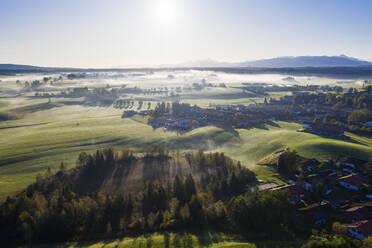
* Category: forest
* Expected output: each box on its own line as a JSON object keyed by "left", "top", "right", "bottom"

{"left": 0, "top": 146, "right": 300, "bottom": 246}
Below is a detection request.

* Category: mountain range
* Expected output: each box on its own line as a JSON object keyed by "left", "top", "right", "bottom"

{"left": 1, "top": 55, "right": 372, "bottom": 70}
{"left": 179, "top": 55, "right": 372, "bottom": 68}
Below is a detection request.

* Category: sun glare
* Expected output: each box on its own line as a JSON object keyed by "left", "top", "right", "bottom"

{"left": 152, "top": 0, "right": 179, "bottom": 25}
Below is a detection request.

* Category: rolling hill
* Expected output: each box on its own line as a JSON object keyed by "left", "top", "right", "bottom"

{"left": 0, "top": 64, "right": 47, "bottom": 70}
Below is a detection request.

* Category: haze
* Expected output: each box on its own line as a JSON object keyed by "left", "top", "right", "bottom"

{"left": 1, "top": 0, "right": 372, "bottom": 67}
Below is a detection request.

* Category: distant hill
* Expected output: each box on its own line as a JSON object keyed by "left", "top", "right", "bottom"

{"left": 0, "top": 64, "right": 47, "bottom": 70}
{"left": 238, "top": 55, "right": 372, "bottom": 68}
{"left": 0, "top": 64, "right": 80, "bottom": 72}
{"left": 1, "top": 55, "right": 372, "bottom": 71}
{"left": 178, "top": 55, "right": 372, "bottom": 68}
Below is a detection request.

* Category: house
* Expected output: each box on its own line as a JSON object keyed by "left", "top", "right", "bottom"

{"left": 301, "top": 158, "right": 321, "bottom": 172}
{"left": 337, "top": 162, "right": 356, "bottom": 169}
{"left": 365, "top": 121, "right": 372, "bottom": 127}
{"left": 298, "top": 200, "right": 333, "bottom": 225}
{"left": 301, "top": 181, "right": 312, "bottom": 191}
{"left": 343, "top": 220, "right": 372, "bottom": 240}
{"left": 270, "top": 184, "right": 304, "bottom": 203}
{"left": 338, "top": 173, "right": 366, "bottom": 191}
{"left": 248, "top": 182, "right": 281, "bottom": 192}
{"left": 256, "top": 182, "right": 280, "bottom": 192}
{"left": 340, "top": 157, "right": 367, "bottom": 167}
{"left": 344, "top": 206, "right": 371, "bottom": 223}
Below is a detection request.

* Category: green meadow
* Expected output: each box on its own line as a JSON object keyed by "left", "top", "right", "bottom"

{"left": 1, "top": 97, "right": 372, "bottom": 197}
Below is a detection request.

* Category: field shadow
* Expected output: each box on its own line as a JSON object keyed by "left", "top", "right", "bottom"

{"left": 197, "top": 226, "right": 221, "bottom": 247}
{"left": 265, "top": 120, "right": 281, "bottom": 128}
{"left": 0, "top": 122, "right": 50, "bottom": 130}
{"left": 223, "top": 127, "right": 240, "bottom": 137}
{"left": 254, "top": 123, "right": 269, "bottom": 130}
{"left": 305, "top": 131, "right": 368, "bottom": 147}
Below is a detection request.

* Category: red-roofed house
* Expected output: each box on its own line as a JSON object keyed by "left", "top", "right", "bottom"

{"left": 338, "top": 173, "right": 366, "bottom": 191}
{"left": 270, "top": 184, "right": 304, "bottom": 203}
{"left": 343, "top": 220, "right": 372, "bottom": 240}
{"left": 298, "top": 200, "right": 334, "bottom": 225}
{"left": 345, "top": 206, "right": 371, "bottom": 223}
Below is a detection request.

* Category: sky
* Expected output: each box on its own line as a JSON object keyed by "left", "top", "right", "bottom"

{"left": 1, "top": 0, "right": 372, "bottom": 68}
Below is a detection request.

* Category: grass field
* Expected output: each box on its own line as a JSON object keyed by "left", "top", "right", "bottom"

{"left": 218, "top": 122, "right": 372, "bottom": 183}
{"left": 27, "top": 232, "right": 301, "bottom": 248}
{"left": 1, "top": 75, "right": 372, "bottom": 198}
{"left": 1, "top": 100, "right": 371, "bottom": 197}
{"left": 181, "top": 91, "right": 291, "bottom": 108}
{"left": 0, "top": 102, "right": 238, "bottom": 197}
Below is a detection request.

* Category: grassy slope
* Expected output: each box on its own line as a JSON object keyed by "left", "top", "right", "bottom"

{"left": 217, "top": 122, "right": 372, "bottom": 183}
{"left": 0, "top": 103, "right": 236, "bottom": 197}
{"left": 30, "top": 232, "right": 300, "bottom": 248}
{"left": 1, "top": 96, "right": 372, "bottom": 197}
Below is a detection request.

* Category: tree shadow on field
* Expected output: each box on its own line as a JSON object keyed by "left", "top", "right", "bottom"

{"left": 145, "top": 234, "right": 153, "bottom": 248}
{"left": 265, "top": 120, "right": 281, "bottom": 128}
{"left": 332, "top": 134, "right": 369, "bottom": 146}
{"left": 223, "top": 127, "right": 240, "bottom": 137}
{"left": 306, "top": 130, "right": 369, "bottom": 147}
{"left": 164, "top": 232, "right": 171, "bottom": 248}
{"left": 198, "top": 226, "right": 219, "bottom": 247}
{"left": 254, "top": 123, "right": 269, "bottom": 130}
{"left": 173, "top": 233, "right": 182, "bottom": 248}
{"left": 181, "top": 232, "right": 193, "bottom": 248}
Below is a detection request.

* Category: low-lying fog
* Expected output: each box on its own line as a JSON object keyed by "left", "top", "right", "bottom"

{"left": 2, "top": 69, "right": 369, "bottom": 90}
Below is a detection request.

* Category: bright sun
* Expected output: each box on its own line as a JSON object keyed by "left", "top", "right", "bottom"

{"left": 152, "top": 0, "right": 179, "bottom": 25}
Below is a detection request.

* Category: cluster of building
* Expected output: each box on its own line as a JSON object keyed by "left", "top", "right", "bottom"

{"left": 254, "top": 156, "right": 372, "bottom": 240}
{"left": 119, "top": 84, "right": 371, "bottom": 134}
{"left": 269, "top": 89, "right": 372, "bottom": 133}
{"left": 146, "top": 103, "right": 272, "bottom": 131}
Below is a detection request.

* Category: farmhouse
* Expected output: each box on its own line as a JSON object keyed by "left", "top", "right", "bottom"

{"left": 298, "top": 200, "right": 334, "bottom": 225}
{"left": 253, "top": 182, "right": 280, "bottom": 192}
{"left": 337, "top": 161, "right": 356, "bottom": 169}
{"left": 343, "top": 220, "right": 372, "bottom": 240}
{"left": 338, "top": 173, "right": 366, "bottom": 191}
{"left": 270, "top": 184, "right": 304, "bottom": 203}
{"left": 344, "top": 205, "right": 371, "bottom": 223}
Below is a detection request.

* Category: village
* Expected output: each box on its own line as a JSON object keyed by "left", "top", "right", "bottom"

{"left": 121, "top": 83, "right": 372, "bottom": 136}
{"left": 253, "top": 153, "right": 372, "bottom": 241}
